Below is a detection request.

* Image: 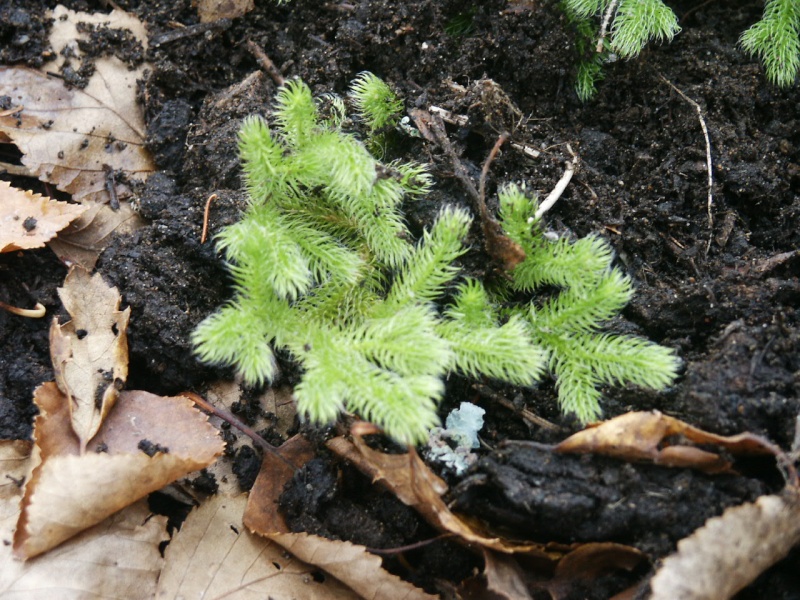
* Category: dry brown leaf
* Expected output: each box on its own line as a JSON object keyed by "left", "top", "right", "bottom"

{"left": 47, "top": 201, "right": 145, "bottom": 270}
{"left": 268, "top": 532, "right": 439, "bottom": 600}
{"left": 196, "top": 0, "right": 255, "bottom": 22}
{"left": 50, "top": 267, "right": 131, "bottom": 449}
{"left": 2, "top": 443, "right": 165, "bottom": 597}
{"left": 474, "top": 544, "right": 645, "bottom": 600}
{"left": 650, "top": 487, "right": 800, "bottom": 600}
{"left": 4, "top": 505, "right": 166, "bottom": 598}
{"left": 556, "top": 410, "right": 779, "bottom": 473}
{"left": 326, "top": 434, "right": 561, "bottom": 559}
{"left": 13, "top": 383, "right": 224, "bottom": 559}
{"left": 483, "top": 549, "right": 534, "bottom": 600}
{"left": 0, "top": 6, "right": 155, "bottom": 203}
{"left": 0, "top": 440, "right": 32, "bottom": 529}
{"left": 544, "top": 543, "right": 645, "bottom": 600}
{"left": 1, "top": 497, "right": 166, "bottom": 600}
{"left": 244, "top": 434, "right": 316, "bottom": 535}
{"left": 0, "top": 180, "right": 87, "bottom": 252}
{"left": 157, "top": 493, "right": 358, "bottom": 600}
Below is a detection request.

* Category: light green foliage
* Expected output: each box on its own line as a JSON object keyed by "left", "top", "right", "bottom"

{"left": 564, "top": 0, "right": 800, "bottom": 98}
{"left": 562, "top": 0, "right": 679, "bottom": 100}
{"left": 566, "top": 13, "right": 608, "bottom": 101}
{"left": 349, "top": 71, "right": 404, "bottom": 132}
{"left": 497, "top": 185, "right": 680, "bottom": 422}
{"left": 607, "top": 0, "right": 681, "bottom": 59}
{"left": 193, "top": 75, "right": 547, "bottom": 444}
{"left": 194, "top": 75, "right": 679, "bottom": 442}
{"left": 741, "top": 0, "right": 800, "bottom": 87}
{"left": 563, "top": 0, "right": 680, "bottom": 58}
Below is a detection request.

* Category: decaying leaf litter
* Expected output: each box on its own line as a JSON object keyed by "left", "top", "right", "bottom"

{"left": 1, "top": 0, "right": 799, "bottom": 598}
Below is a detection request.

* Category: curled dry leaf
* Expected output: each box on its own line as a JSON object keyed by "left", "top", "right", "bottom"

{"left": 50, "top": 267, "right": 131, "bottom": 450}
{"left": 157, "top": 493, "right": 358, "bottom": 600}
{"left": 543, "top": 543, "right": 646, "bottom": 600}
{"left": 0, "top": 180, "right": 87, "bottom": 253}
{"left": 47, "top": 201, "right": 145, "bottom": 270}
{"left": 268, "top": 532, "right": 439, "bottom": 600}
{"left": 244, "top": 434, "right": 316, "bottom": 535}
{"left": 0, "top": 6, "right": 155, "bottom": 203}
{"left": 483, "top": 550, "right": 534, "bottom": 600}
{"left": 650, "top": 487, "right": 800, "bottom": 600}
{"left": 326, "top": 434, "right": 561, "bottom": 559}
{"left": 556, "top": 410, "right": 780, "bottom": 473}
{"left": 13, "top": 383, "right": 224, "bottom": 559}
{"left": 1, "top": 498, "right": 166, "bottom": 600}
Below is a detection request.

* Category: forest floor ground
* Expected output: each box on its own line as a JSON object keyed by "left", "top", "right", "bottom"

{"left": 1, "top": 0, "right": 799, "bottom": 597}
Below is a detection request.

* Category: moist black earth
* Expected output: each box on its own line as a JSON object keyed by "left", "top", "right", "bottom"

{"left": 1, "top": 0, "right": 799, "bottom": 597}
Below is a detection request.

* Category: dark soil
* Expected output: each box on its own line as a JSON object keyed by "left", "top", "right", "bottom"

{"left": 1, "top": 0, "right": 799, "bottom": 597}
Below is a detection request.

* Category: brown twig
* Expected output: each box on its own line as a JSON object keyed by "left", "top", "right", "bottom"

{"left": 365, "top": 534, "right": 457, "bottom": 555}
{"left": 181, "top": 391, "right": 299, "bottom": 471}
{"left": 200, "top": 193, "right": 218, "bottom": 244}
{"left": 478, "top": 132, "right": 509, "bottom": 215}
{"left": 0, "top": 300, "right": 46, "bottom": 318}
{"left": 150, "top": 19, "right": 232, "bottom": 48}
{"left": 246, "top": 40, "right": 286, "bottom": 87}
{"left": 680, "top": 0, "right": 718, "bottom": 23}
{"left": 474, "top": 383, "right": 563, "bottom": 433}
{"left": 426, "top": 114, "right": 525, "bottom": 269}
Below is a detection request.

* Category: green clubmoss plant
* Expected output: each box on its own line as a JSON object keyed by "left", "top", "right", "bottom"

{"left": 192, "top": 75, "right": 545, "bottom": 444}
{"left": 564, "top": 0, "right": 799, "bottom": 98}
{"left": 193, "top": 74, "right": 679, "bottom": 443}
{"left": 349, "top": 71, "right": 404, "bottom": 133}
{"left": 496, "top": 185, "right": 679, "bottom": 423}
{"left": 562, "top": 0, "right": 680, "bottom": 100}
{"left": 741, "top": 0, "right": 800, "bottom": 87}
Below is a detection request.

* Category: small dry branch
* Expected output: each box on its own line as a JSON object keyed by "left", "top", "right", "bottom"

{"left": 658, "top": 74, "right": 714, "bottom": 249}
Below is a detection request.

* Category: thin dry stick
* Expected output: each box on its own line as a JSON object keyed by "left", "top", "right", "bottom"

{"left": 0, "top": 162, "right": 32, "bottom": 177}
{"left": 150, "top": 19, "right": 231, "bottom": 47}
{"left": 658, "top": 74, "right": 714, "bottom": 247}
{"left": 366, "top": 534, "right": 457, "bottom": 555}
{"left": 474, "top": 383, "right": 562, "bottom": 433}
{"left": 596, "top": 0, "right": 620, "bottom": 52}
{"left": 427, "top": 117, "right": 526, "bottom": 268}
{"left": 478, "top": 132, "right": 510, "bottom": 215}
{"left": 0, "top": 300, "right": 46, "bottom": 318}
{"left": 200, "top": 193, "right": 218, "bottom": 243}
{"left": 535, "top": 144, "right": 579, "bottom": 219}
{"left": 428, "top": 114, "right": 482, "bottom": 207}
{"left": 182, "top": 391, "right": 300, "bottom": 471}
{"left": 246, "top": 40, "right": 286, "bottom": 87}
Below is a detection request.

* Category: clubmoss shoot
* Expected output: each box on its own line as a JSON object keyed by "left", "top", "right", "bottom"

{"left": 193, "top": 74, "right": 680, "bottom": 443}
